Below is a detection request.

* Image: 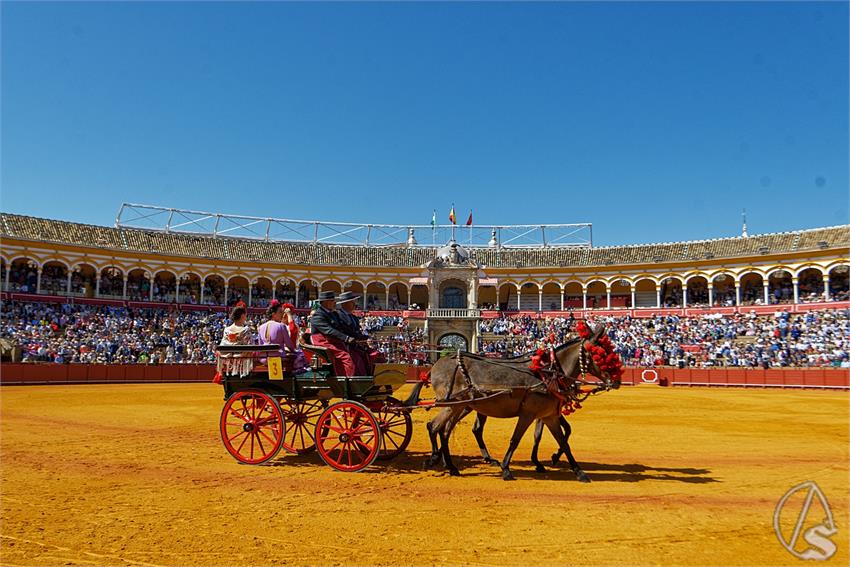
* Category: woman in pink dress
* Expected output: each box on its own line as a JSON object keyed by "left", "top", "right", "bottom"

{"left": 258, "top": 300, "right": 308, "bottom": 374}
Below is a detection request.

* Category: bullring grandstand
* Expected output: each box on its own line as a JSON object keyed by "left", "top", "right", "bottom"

{"left": 1, "top": 206, "right": 848, "bottom": 372}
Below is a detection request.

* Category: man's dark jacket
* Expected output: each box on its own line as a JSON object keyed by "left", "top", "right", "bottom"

{"left": 310, "top": 306, "right": 352, "bottom": 343}
{"left": 336, "top": 308, "right": 367, "bottom": 340}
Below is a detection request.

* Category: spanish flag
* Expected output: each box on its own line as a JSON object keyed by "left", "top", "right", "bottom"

{"left": 449, "top": 205, "right": 456, "bottom": 225}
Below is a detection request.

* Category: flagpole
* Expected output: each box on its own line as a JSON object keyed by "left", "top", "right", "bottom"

{"left": 451, "top": 202, "right": 456, "bottom": 242}
{"left": 431, "top": 209, "right": 436, "bottom": 246}
{"left": 469, "top": 209, "right": 473, "bottom": 245}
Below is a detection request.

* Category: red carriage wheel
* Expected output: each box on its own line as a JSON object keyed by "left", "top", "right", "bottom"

{"left": 219, "top": 390, "right": 285, "bottom": 465}
{"left": 373, "top": 397, "right": 413, "bottom": 461}
{"left": 279, "top": 399, "right": 325, "bottom": 454}
{"left": 314, "top": 401, "right": 382, "bottom": 472}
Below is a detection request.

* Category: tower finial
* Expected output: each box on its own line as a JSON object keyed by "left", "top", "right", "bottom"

{"left": 741, "top": 208, "right": 748, "bottom": 237}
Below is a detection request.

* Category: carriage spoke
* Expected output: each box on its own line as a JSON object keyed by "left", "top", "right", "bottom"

{"left": 228, "top": 430, "right": 248, "bottom": 445}
{"left": 255, "top": 431, "right": 266, "bottom": 456}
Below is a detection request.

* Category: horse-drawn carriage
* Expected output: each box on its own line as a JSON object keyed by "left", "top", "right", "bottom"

{"left": 215, "top": 321, "right": 623, "bottom": 480}
{"left": 216, "top": 341, "right": 413, "bottom": 472}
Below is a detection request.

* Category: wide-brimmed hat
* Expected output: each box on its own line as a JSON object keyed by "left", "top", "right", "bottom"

{"left": 336, "top": 291, "right": 360, "bottom": 305}
{"left": 317, "top": 291, "right": 336, "bottom": 301}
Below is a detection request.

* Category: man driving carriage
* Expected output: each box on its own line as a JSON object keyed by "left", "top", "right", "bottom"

{"left": 335, "top": 291, "right": 386, "bottom": 374}
{"left": 309, "top": 291, "right": 363, "bottom": 376}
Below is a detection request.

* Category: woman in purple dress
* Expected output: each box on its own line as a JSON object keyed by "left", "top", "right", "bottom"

{"left": 258, "top": 300, "right": 308, "bottom": 374}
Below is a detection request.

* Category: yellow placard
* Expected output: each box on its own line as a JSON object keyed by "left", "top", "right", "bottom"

{"left": 268, "top": 357, "right": 283, "bottom": 380}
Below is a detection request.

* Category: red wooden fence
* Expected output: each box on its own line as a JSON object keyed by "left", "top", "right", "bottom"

{"left": 0, "top": 363, "right": 846, "bottom": 389}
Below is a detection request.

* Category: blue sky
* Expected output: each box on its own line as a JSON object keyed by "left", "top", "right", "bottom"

{"left": 1, "top": 1, "right": 847, "bottom": 246}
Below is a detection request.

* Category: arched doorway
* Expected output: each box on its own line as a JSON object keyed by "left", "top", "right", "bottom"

{"left": 180, "top": 273, "right": 202, "bottom": 304}
{"left": 366, "top": 282, "right": 387, "bottom": 310}
{"left": 99, "top": 267, "right": 123, "bottom": 298}
{"left": 440, "top": 279, "right": 468, "bottom": 309}
{"left": 41, "top": 261, "right": 69, "bottom": 295}
{"left": 586, "top": 281, "right": 606, "bottom": 309}
{"left": 518, "top": 282, "right": 538, "bottom": 311}
{"left": 252, "top": 277, "right": 274, "bottom": 307}
{"left": 438, "top": 333, "right": 468, "bottom": 352}
{"left": 498, "top": 283, "right": 517, "bottom": 310}
{"left": 410, "top": 284, "right": 429, "bottom": 310}
{"left": 71, "top": 264, "right": 97, "bottom": 297}
{"left": 634, "top": 278, "right": 657, "bottom": 308}
{"left": 276, "top": 279, "right": 297, "bottom": 305}
{"left": 828, "top": 265, "right": 849, "bottom": 301}
{"left": 228, "top": 276, "right": 249, "bottom": 306}
{"left": 564, "top": 282, "right": 582, "bottom": 309}
{"left": 9, "top": 258, "right": 39, "bottom": 293}
{"left": 204, "top": 275, "right": 226, "bottom": 305}
{"left": 768, "top": 270, "right": 793, "bottom": 304}
{"left": 712, "top": 274, "right": 735, "bottom": 306}
{"left": 797, "top": 268, "right": 824, "bottom": 303}
{"left": 739, "top": 272, "right": 764, "bottom": 305}
{"left": 153, "top": 271, "right": 177, "bottom": 302}
{"left": 686, "top": 276, "right": 709, "bottom": 306}
{"left": 127, "top": 269, "right": 150, "bottom": 300}
{"left": 659, "top": 276, "right": 683, "bottom": 307}
{"left": 541, "top": 282, "right": 561, "bottom": 311}
{"left": 388, "top": 282, "right": 409, "bottom": 310}
{"left": 610, "top": 279, "right": 631, "bottom": 308}
{"left": 478, "top": 284, "right": 498, "bottom": 310}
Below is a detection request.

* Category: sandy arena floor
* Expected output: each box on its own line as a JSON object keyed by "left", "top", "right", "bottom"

{"left": 1, "top": 382, "right": 848, "bottom": 566}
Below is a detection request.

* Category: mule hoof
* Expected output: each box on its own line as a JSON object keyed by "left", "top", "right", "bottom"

{"left": 502, "top": 470, "right": 515, "bottom": 481}
{"left": 448, "top": 467, "right": 461, "bottom": 477}
{"left": 483, "top": 458, "right": 500, "bottom": 466}
{"left": 550, "top": 453, "right": 560, "bottom": 466}
{"left": 535, "top": 464, "right": 547, "bottom": 473}
{"left": 576, "top": 471, "right": 591, "bottom": 483}
{"left": 423, "top": 458, "right": 437, "bottom": 470}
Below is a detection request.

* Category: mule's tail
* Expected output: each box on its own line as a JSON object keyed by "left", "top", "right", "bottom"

{"left": 403, "top": 370, "right": 430, "bottom": 406}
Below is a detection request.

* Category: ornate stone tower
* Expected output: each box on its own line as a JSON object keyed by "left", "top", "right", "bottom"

{"left": 424, "top": 240, "right": 483, "bottom": 354}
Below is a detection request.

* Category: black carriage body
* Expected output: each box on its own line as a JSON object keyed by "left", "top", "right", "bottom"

{"left": 215, "top": 344, "right": 413, "bottom": 471}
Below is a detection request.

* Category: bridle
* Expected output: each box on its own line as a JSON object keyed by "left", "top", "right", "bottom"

{"left": 552, "top": 338, "right": 617, "bottom": 400}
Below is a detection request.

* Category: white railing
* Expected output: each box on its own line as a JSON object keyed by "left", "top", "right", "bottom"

{"left": 426, "top": 308, "right": 481, "bottom": 319}
{"left": 115, "top": 203, "right": 593, "bottom": 248}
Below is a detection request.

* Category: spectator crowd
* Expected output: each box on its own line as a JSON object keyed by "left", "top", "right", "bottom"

{"left": 3, "top": 299, "right": 848, "bottom": 368}
{"left": 1, "top": 300, "right": 426, "bottom": 365}
{"left": 479, "top": 310, "right": 850, "bottom": 368}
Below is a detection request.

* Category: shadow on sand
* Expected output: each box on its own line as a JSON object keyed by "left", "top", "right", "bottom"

{"left": 263, "top": 450, "right": 719, "bottom": 483}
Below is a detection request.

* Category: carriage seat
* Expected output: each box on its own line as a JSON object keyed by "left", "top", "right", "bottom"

{"left": 299, "top": 332, "right": 332, "bottom": 365}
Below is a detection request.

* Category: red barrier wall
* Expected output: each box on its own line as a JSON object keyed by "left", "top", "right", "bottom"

{"left": 0, "top": 363, "right": 217, "bottom": 384}
{"left": 1, "top": 363, "right": 846, "bottom": 388}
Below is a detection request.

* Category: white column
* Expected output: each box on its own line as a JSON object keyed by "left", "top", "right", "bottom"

{"left": 363, "top": 291, "right": 368, "bottom": 311}
{"left": 582, "top": 289, "right": 587, "bottom": 310}
{"left": 66, "top": 271, "right": 72, "bottom": 296}
{"left": 735, "top": 283, "right": 741, "bottom": 306}
{"left": 516, "top": 287, "right": 522, "bottom": 310}
{"left": 224, "top": 285, "right": 229, "bottom": 306}
{"left": 4, "top": 266, "right": 10, "bottom": 292}
{"left": 200, "top": 280, "right": 205, "bottom": 305}
{"left": 763, "top": 282, "right": 769, "bottom": 305}
{"left": 385, "top": 287, "right": 389, "bottom": 310}
{"left": 682, "top": 286, "right": 688, "bottom": 308}
{"left": 122, "top": 277, "right": 128, "bottom": 300}
{"left": 36, "top": 268, "right": 42, "bottom": 294}
{"left": 655, "top": 288, "right": 661, "bottom": 308}
{"left": 95, "top": 274, "right": 101, "bottom": 298}
{"left": 248, "top": 283, "right": 253, "bottom": 307}
{"left": 630, "top": 288, "right": 635, "bottom": 309}
{"left": 538, "top": 289, "right": 543, "bottom": 311}
{"left": 824, "top": 276, "right": 831, "bottom": 301}
{"left": 606, "top": 288, "right": 611, "bottom": 309}
{"left": 176, "top": 280, "right": 181, "bottom": 304}
{"left": 708, "top": 285, "right": 714, "bottom": 306}
{"left": 149, "top": 277, "right": 154, "bottom": 301}
{"left": 792, "top": 278, "right": 799, "bottom": 304}
{"left": 559, "top": 288, "right": 565, "bottom": 311}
